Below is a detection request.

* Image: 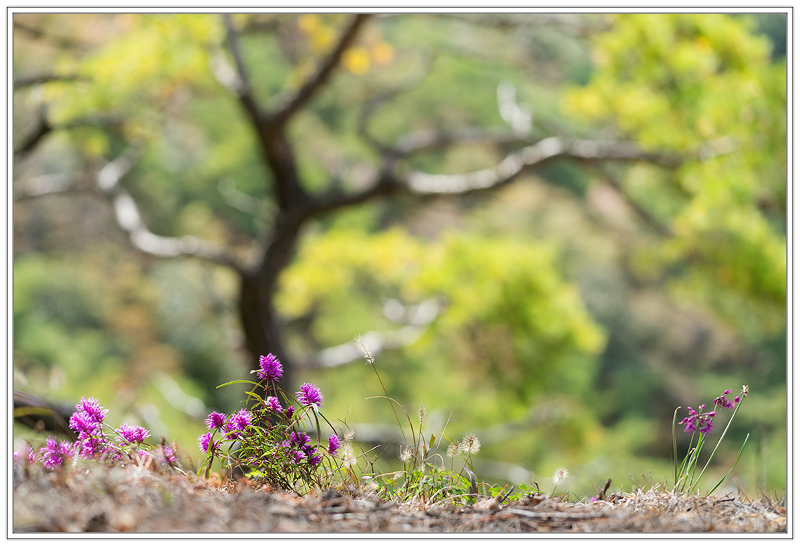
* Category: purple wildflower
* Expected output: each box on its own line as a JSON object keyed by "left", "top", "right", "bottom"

{"left": 69, "top": 410, "right": 102, "bottom": 440}
{"left": 308, "top": 453, "right": 322, "bottom": 466}
{"left": 205, "top": 411, "right": 227, "bottom": 431}
{"left": 256, "top": 353, "right": 283, "bottom": 382}
{"left": 14, "top": 444, "right": 38, "bottom": 466}
{"left": 224, "top": 409, "right": 252, "bottom": 440}
{"left": 296, "top": 383, "right": 324, "bottom": 407}
{"left": 290, "top": 431, "right": 310, "bottom": 447}
{"left": 589, "top": 496, "right": 598, "bottom": 503}
{"left": 39, "top": 437, "right": 75, "bottom": 470}
{"left": 285, "top": 406, "right": 295, "bottom": 419}
{"left": 157, "top": 444, "right": 177, "bottom": 465}
{"left": 76, "top": 397, "right": 108, "bottom": 423}
{"left": 80, "top": 437, "right": 103, "bottom": 458}
{"left": 713, "top": 388, "right": 735, "bottom": 410}
{"left": 198, "top": 432, "right": 220, "bottom": 455}
{"left": 328, "top": 433, "right": 341, "bottom": 455}
{"left": 291, "top": 450, "right": 305, "bottom": 464}
{"left": 267, "top": 396, "right": 283, "bottom": 413}
{"left": 699, "top": 413, "right": 716, "bottom": 435}
{"left": 117, "top": 422, "right": 150, "bottom": 445}
{"left": 679, "top": 404, "right": 716, "bottom": 436}
{"left": 232, "top": 409, "right": 252, "bottom": 430}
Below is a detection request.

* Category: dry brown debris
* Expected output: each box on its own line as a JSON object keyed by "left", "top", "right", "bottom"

{"left": 12, "top": 464, "right": 786, "bottom": 533}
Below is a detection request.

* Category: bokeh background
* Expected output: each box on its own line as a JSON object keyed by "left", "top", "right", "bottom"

{"left": 12, "top": 12, "right": 787, "bottom": 498}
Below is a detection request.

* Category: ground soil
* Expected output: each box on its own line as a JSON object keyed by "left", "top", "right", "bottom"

{"left": 12, "top": 462, "right": 786, "bottom": 534}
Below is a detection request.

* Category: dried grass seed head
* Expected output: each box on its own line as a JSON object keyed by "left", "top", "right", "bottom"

{"left": 460, "top": 433, "right": 480, "bottom": 455}
{"left": 354, "top": 334, "right": 374, "bottom": 365}
{"left": 446, "top": 442, "right": 460, "bottom": 458}
{"left": 552, "top": 467, "right": 569, "bottom": 485}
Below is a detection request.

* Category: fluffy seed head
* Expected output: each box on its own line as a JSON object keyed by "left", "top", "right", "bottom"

{"left": 446, "top": 442, "right": 460, "bottom": 458}
{"left": 460, "top": 433, "right": 480, "bottom": 455}
{"left": 552, "top": 467, "right": 569, "bottom": 485}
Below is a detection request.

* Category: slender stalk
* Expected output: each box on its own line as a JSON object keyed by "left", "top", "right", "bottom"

{"left": 672, "top": 407, "right": 680, "bottom": 485}
{"left": 689, "top": 403, "right": 742, "bottom": 492}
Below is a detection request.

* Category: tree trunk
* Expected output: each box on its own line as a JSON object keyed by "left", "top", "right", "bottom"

{"left": 237, "top": 208, "right": 308, "bottom": 398}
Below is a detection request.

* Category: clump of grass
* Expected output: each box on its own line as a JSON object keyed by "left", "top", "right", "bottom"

{"left": 354, "top": 335, "right": 531, "bottom": 507}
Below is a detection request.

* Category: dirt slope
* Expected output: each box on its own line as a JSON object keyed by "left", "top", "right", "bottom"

{"left": 12, "top": 463, "right": 786, "bottom": 534}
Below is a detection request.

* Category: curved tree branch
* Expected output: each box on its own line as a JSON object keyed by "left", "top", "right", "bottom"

{"left": 299, "top": 298, "right": 444, "bottom": 369}
{"left": 406, "top": 136, "right": 682, "bottom": 195}
{"left": 96, "top": 150, "right": 248, "bottom": 273}
{"left": 14, "top": 73, "right": 88, "bottom": 90}
{"left": 269, "top": 14, "right": 371, "bottom": 128}
{"left": 394, "top": 126, "right": 533, "bottom": 158}
{"left": 221, "top": 14, "right": 263, "bottom": 126}
{"left": 591, "top": 165, "right": 674, "bottom": 237}
{"left": 13, "top": 19, "right": 89, "bottom": 51}
{"left": 14, "top": 111, "right": 124, "bottom": 161}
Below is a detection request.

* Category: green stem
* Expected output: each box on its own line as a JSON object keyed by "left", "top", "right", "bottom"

{"left": 689, "top": 403, "right": 741, "bottom": 492}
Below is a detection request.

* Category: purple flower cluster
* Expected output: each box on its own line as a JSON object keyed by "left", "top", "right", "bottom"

{"left": 39, "top": 437, "right": 76, "bottom": 470}
{"left": 14, "top": 444, "right": 38, "bottom": 465}
{"left": 256, "top": 354, "right": 283, "bottom": 382}
{"left": 266, "top": 396, "right": 283, "bottom": 413}
{"left": 679, "top": 386, "right": 749, "bottom": 437}
{"left": 713, "top": 387, "right": 748, "bottom": 410}
{"left": 224, "top": 409, "right": 253, "bottom": 440}
{"left": 118, "top": 422, "right": 150, "bottom": 445}
{"left": 156, "top": 444, "right": 178, "bottom": 465}
{"left": 69, "top": 397, "right": 109, "bottom": 458}
{"left": 679, "top": 404, "right": 717, "bottom": 435}
{"left": 296, "top": 383, "right": 324, "bottom": 407}
{"left": 198, "top": 432, "right": 220, "bottom": 455}
{"left": 18, "top": 396, "right": 156, "bottom": 472}
{"left": 205, "top": 411, "right": 226, "bottom": 430}
{"left": 327, "top": 433, "right": 340, "bottom": 456}
{"left": 284, "top": 430, "right": 323, "bottom": 467}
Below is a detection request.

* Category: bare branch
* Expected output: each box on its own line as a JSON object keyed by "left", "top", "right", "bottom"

{"left": 394, "top": 127, "right": 532, "bottom": 158}
{"left": 14, "top": 73, "right": 88, "bottom": 90}
{"left": 96, "top": 150, "right": 248, "bottom": 273}
{"left": 299, "top": 298, "right": 443, "bottom": 369}
{"left": 13, "top": 173, "right": 90, "bottom": 201}
{"left": 407, "top": 137, "right": 682, "bottom": 195}
{"left": 13, "top": 20, "right": 89, "bottom": 51}
{"left": 14, "top": 110, "right": 52, "bottom": 159}
{"left": 307, "top": 170, "right": 402, "bottom": 216}
{"left": 309, "top": 327, "right": 423, "bottom": 369}
{"left": 14, "top": 112, "right": 124, "bottom": 160}
{"left": 496, "top": 80, "right": 532, "bottom": 136}
{"left": 593, "top": 166, "right": 674, "bottom": 237}
{"left": 221, "top": 14, "right": 263, "bottom": 125}
{"left": 270, "top": 14, "right": 371, "bottom": 127}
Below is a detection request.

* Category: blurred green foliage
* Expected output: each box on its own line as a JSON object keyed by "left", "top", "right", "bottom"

{"left": 13, "top": 13, "right": 786, "bottom": 495}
